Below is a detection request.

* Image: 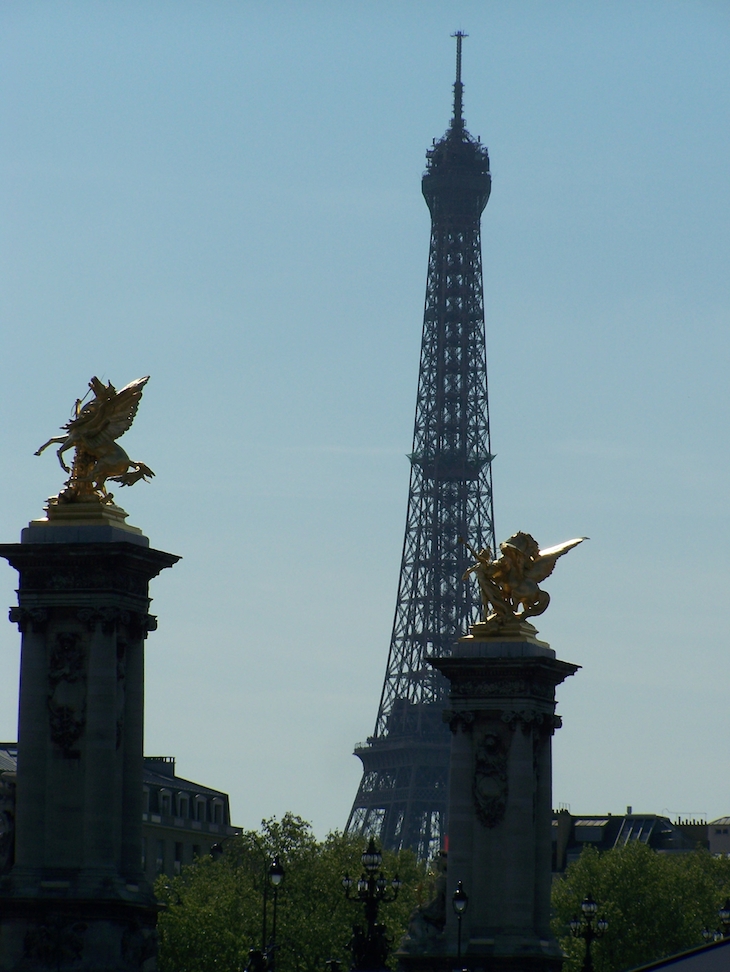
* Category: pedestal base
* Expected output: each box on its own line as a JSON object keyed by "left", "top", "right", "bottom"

{"left": 0, "top": 895, "right": 158, "bottom": 972}
{"left": 398, "top": 951, "right": 563, "bottom": 972}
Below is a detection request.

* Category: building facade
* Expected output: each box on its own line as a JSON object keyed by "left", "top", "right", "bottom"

{"left": 552, "top": 808, "right": 713, "bottom": 873}
{"left": 0, "top": 745, "right": 240, "bottom": 882}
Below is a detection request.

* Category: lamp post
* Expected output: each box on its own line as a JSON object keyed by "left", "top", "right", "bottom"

{"left": 268, "top": 856, "right": 285, "bottom": 972}
{"left": 569, "top": 895, "right": 608, "bottom": 972}
{"left": 719, "top": 898, "right": 730, "bottom": 939}
{"left": 452, "top": 881, "right": 468, "bottom": 964}
{"left": 248, "top": 855, "right": 286, "bottom": 972}
{"left": 342, "top": 837, "right": 401, "bottom": 970}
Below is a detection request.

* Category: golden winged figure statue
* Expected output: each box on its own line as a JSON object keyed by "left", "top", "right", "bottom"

{"left": 35, "top": 376, "right": 154, "bottom": 505}
{"left": 461, "top": 531, "right": 586, "bottom": 626}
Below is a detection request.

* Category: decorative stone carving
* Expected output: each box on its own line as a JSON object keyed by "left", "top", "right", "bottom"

{"left": 472, "top": 722, "right": 513, "bottom": 829}
{"left": 500, "top": 708, "right": 563, "bottom": 736}
{"left": 77, "top": 607, "right": 130, "bottom": 633}
{"left": 8, "top": 606, "right": 48, "bottom": 633}
{"left": 23, "top": 916, "right": 87, "bottom": 967}
{"left": 0, "top": 771, "right": 15, "bottom": 875}
{"left": 23, "top": 565, "right": 150, "bottom": 599}
{"left": 400, "top": 851, "right": 447, "bottom": 954}
{"left": 451, "top": 677, "right": 554, "bottom": 701}
{"left": 128, "top": 612, "right": 157, "bottom": 641}
{"left": 47, "top": 632, "right": 87, "bottom": 758}
{"left": 443, "top": 709, "right": 474, "bottom": 733}
{"left": 121, "top": 920, "right": 158, "bottom": 969}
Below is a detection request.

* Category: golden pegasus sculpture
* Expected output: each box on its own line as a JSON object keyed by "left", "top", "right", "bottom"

{"left": 460, "top": 531, "right": 586, "bottom": 627}
{"left": 35, "top": 376, "right": 154, "bottom": 505}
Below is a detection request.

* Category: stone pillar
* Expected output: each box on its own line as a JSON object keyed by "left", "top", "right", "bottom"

{"left": 439, "top": 634, "right": 576, "bottom": 972}
{"left": 0, "top": 502, "right": 178, "bottom": 972}
{"left": 398, "top": 627, "right": 577, "bottom": 972}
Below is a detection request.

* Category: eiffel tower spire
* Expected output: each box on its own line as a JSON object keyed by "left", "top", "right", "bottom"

{"left": 346, "top": 35, "right": 496, "bottom": 859}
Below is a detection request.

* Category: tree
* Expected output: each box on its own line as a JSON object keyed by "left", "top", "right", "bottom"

{"left": 551, "top": 842, "right": 730, "bottom": 972}
{"left": 156, "top": 814, "right": 430, "bottom": 972}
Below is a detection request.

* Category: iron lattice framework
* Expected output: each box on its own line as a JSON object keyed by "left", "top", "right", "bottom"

{"left": 346, "top": 34, "right": 496, "bottom": 860}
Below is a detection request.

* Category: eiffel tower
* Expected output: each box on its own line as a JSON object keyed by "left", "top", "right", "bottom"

{"left": 346, "top": 34, "right": 496, "bottom": 860}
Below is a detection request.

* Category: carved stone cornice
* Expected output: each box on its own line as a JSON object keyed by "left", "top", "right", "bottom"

{"left": 0, "top": 543, "right": 179, "bottom": 609}
{"left": 429, "top": 654, "right": 579, "bottom": 705}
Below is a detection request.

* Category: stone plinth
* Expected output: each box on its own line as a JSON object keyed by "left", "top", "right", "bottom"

{"left": 399, "top": 626, "right": 578, "bottom": 972}
{"left": 0, "top": 504, "right": 179, "bottom": 972}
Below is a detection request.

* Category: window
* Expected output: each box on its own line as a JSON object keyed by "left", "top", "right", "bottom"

{"left": 192, "top": 844, "right": 201, "bottom": 860}
{"left": 160, "top": 790, "right": 172, "bottom": 816}
{"left": 156, "top": 840, "right": 165, "bottom": 875}
{"left": 174, "top": 842, "right": 183, "bottom": 875}
{"left": 178, "top": 794, "right": 189, "bottom": 819}
{"left": 212, "top": 801, "right": 223, "bottom": 824}
{"left": 195, "top": 797, "right": 207, "bottom": 822}
{"left": 142, "top": 787, "right": 150, "bottom": 814}
{"left": 141, "top": 837, "right": 146, "bottom": 871}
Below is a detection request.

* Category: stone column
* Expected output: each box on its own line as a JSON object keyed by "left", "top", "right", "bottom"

{"left": 398, "top": 628, "right": 577, "bottom": 972}
{"left": 437, "top": 635, "right": 577, "bottom": 972}
{"left": 0, "top": 502, "right": 179, "bottom": 972}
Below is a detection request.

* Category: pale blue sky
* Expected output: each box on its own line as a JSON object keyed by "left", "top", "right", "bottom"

{"left": 1, "top": 1, "right": 729, "bottom": 835}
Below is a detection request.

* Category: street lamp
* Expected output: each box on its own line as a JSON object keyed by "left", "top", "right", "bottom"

{"left": 251, "top": 855, "right": 286, "bottom": 972}
{"left": 719, "top": 898, "right": 730, "bottom": 939}
{"left": 570, "top": 895, "right": 608, "bottom": 972}
{"left": 342, "top": 837, "right": 401, "bottom": 971}
{"left": 451, "top": 881, "right": 468, "bottom": 963}
{"left": 268, "top": 856, "right": 285, "bottom": 972}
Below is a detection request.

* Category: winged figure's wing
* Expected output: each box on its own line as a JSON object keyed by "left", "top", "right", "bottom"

{"left": 526, "top": 537, "right": 586, "bottom": 583}
{"left": 100, "top": 376, "right": 150, "bottom": 441}
{"left": 83, "top": 375, "right": 150, "bottom": 448}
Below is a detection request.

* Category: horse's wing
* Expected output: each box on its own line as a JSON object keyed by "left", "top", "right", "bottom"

{"left": 526, "top": 538, "right": 586, "bottom": 583}
{"left": 100, "top": 376, "right": 150, "bottom": 442}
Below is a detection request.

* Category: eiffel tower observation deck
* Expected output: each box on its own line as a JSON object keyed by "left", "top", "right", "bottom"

{"left": 346, "top": 34, "right": 496, "bottom": 860}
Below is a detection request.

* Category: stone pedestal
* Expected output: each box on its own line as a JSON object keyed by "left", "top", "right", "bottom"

{"left": 0, "top": 503, "right": 179, "bottom": 972}
{"left": 399, "top": 625, "right": 577, "bottom": 972}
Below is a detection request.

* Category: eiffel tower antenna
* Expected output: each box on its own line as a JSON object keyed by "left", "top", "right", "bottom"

{"left": 452, "top": 30, "right": 468, "bottom": 126}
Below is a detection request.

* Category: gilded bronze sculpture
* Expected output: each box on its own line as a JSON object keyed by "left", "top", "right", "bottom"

{"left": 460, "top": 532, "right": 585, "bottom": 628}
{"left": 35, "top": 376, "right": 154, "bottom": 505}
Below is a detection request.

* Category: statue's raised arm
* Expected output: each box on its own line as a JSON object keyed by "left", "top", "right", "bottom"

{"left": 462, "top": 531, "right": 586, "bottom": 634}
{"left": 35, "top": 376, "right": 154, "bottom": 505}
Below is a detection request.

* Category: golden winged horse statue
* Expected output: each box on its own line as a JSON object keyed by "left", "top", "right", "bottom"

{"left": 461, "top": 531, "right": 586, "bottom": 624}
{"left": 35, "top": 376, "right": 154, "bottom": 504}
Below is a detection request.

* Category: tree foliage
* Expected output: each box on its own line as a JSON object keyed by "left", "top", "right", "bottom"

{"left": 156, "top": 814, "right": 430, "bottom": 972}
{"left": 551, "top": 842, "right": 730, "bottom": 972}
